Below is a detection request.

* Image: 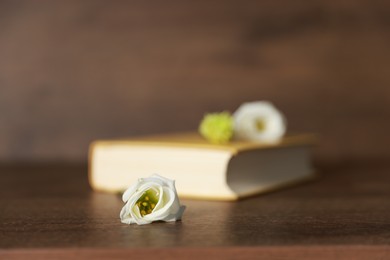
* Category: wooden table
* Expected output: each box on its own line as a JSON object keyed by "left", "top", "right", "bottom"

{"left": 1, "top": 162, "right": 390, "bottom": 259}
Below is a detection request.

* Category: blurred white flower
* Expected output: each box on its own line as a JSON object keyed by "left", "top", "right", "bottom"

{"left": 233, "top": 101, "right": 286, "bottom": 143}
{"left": 120, "top": 174, "right": 185, "bottom": 225}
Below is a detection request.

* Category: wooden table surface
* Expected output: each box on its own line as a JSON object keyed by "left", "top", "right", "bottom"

{"left": 0, "top": 161, "right": 390, "bottom": 259}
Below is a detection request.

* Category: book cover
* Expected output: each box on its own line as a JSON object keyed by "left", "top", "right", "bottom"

{"left": 89, "top": 132, "right": 316, "bottom": 200}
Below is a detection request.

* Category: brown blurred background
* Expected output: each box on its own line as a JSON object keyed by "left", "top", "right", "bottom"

{"left": 0, "top": 0, "right": 389, "bottom": 163}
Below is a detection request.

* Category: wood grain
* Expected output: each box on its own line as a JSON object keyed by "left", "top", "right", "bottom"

{"left": 0, "top": 161, "right": 390, "bottom": 253}
{"left": 1, "top": 246, "right": 390, "bottom": 260}
{"left": 0, "top": 1, "right": 390, "bottom": 162}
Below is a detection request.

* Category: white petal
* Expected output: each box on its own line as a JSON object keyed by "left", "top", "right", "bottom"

{"left": 161, "top": 205, "right": 186, "bottom": 222}
{"left": 120, "top": 201, "right": 137, "bottom": 224}
{"left": 144, "top": 187, "right": 179, "bottom": 221}
{"left": 233, "top": 101, "right": 286, "bottom": 142}
{"left": 149, "top": 174, "right": 176, "bottom": 190}
{"left": 122, "top": 181, "right": 141, "bottom": 202}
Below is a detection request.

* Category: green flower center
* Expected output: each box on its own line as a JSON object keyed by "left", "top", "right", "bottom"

{"left": 136, "top": 189, "right": 159, "bottom": 217}
{"left": 255, "top": 119, "right": 266, "bottom": 132}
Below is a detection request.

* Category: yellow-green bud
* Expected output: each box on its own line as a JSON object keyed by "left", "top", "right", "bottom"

{"left": 199, "top": 112, "right": 234, "bottom": 144}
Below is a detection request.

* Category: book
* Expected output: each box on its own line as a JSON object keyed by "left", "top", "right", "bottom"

{"left": 89, "top": 132, "right": 316, "bottom": 201}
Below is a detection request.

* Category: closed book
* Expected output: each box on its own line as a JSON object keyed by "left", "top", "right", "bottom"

{"left": 89, "top": 132, "right": 315, "bottom": 201}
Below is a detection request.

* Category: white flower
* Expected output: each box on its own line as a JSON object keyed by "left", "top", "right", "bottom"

{"left": 233, "top": 101, "right": 286, "bottom": 143}
{"left": 120, "top": 174, "right": 185, "bottom": 225}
